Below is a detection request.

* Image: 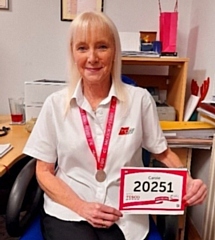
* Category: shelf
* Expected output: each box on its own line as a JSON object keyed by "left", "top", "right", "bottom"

{"left": 122, "top": 56, "right": 189, "bottom": 66}
{"left": 122, "top": 57, "right": 189, "bottom": 121}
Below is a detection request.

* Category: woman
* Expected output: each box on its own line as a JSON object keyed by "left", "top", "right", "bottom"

{"left": 23, "top": 11, "right": 207, "bottom": 240}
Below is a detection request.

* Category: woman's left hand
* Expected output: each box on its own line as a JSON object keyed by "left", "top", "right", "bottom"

{"left": 183, "top": 175, "right": 207, "bottom": 206}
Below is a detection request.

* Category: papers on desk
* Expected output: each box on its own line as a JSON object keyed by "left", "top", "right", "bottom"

{"left": 0, "top": 143, "right": 13, "bottom": 158}
{"left": 163, "top": 127, "right": 215, "bottom": 139}
{"left": 167, "top": 138, "right": 212, "bottom": 149}
{"left": 160, "top": 121, "right": 215, "bottom": 149}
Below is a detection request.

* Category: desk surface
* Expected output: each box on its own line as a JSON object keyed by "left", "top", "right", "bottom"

{"left": 0, "top": 115, "right": 30, "bottom": 177}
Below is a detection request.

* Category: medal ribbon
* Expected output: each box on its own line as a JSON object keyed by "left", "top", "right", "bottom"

{"left": 79, "top": 97, "right": 117, "bottom": 170}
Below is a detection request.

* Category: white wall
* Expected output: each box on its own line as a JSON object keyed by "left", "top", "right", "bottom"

{"left": 1, "top": 0, "right": 190, "bottom": 114}
{"left": 187, "top": 0, "right": 215, "bottom": 100}
{"left": 0, "top": 1, "right": 70, "bottom": 114}
{"left": 186, "top": 0, "right": 215, "bottom": 236}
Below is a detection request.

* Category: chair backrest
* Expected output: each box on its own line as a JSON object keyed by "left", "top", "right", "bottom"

{"left": 6, "top": 159, "right": 43, "bottom": 237}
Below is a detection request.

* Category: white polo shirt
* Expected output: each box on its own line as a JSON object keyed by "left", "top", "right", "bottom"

{"left": 23, "top": 80, "right": 167, "bottom": 240}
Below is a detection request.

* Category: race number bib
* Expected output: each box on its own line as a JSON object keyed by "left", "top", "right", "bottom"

{"left": 119, "top": 167, "right": 187, "bottom": 215}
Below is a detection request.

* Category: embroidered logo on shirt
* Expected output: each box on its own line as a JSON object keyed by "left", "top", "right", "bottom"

{"left": 118, "top": 127, "right": 134, "bottom": 135}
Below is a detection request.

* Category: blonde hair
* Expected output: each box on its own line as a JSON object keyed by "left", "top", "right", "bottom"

{"left": 66, "top": 11, "right": 127, "bottom": 109}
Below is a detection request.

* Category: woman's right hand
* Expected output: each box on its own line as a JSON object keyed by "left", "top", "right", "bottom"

{"left": 36, "top": 160, "right": 121, "bottom": 228}
{"left": 77, "top": 202, "right": 123, "bottom": 228}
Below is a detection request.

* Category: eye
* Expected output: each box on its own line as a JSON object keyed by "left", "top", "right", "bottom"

{"left": 98, "top": 44, "right": 108, "bottom": 50}
{"left": 77, "top": 46, "right": 86, "bottom": 51}
{"left": 76, "top": 44, "right": 87, "bottom": 52}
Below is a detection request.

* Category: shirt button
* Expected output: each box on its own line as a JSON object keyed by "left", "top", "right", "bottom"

{"left": 98, "top": 110, "right": 103, "bottom": 115}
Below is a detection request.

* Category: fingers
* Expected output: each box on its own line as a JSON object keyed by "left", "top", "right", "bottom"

{"left": 88, "top": 219, "right": 107, "bottom": 228}
{"left": 81, "top": 202, "right": 123, "bottom": 229}
{"left": 92, "top": 204, "right": 122, "bottom": 228}
{"left": 190, "top": 189, "right": 207, "bottom": 206}
{"left": 184, "top": 179, "right": 207, "bottom": 206}
{"left": 90, "top": 218, "right": 112, "bottom": 228}
{"left": 100, "top": 204, "right": 123, "bottom": 218}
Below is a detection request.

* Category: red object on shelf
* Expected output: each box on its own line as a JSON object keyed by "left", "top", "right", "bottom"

{"left": 198, "top": 77, "right": 210, "bottom": 105}
{"left": 191, "top": 79, "right": 199, "bottom": 96}
{"left": 191, "top": 77, "right": 210, "bottom": 107}
{"left": 199, "top": 102, "right": 215, "bottom": 114}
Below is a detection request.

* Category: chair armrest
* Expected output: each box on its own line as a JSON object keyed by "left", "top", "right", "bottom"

{"left": 152, "top": 159, "right": 178, "bottom": 240}
{"left": 6, "top": 158, "right": 43, "bottom": 237}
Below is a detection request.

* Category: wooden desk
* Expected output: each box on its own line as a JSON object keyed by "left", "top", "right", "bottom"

{"left": 0, "top": 115, "right": 30, "bottom": 177}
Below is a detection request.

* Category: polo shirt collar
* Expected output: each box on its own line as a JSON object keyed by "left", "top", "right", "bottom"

{"left": 71, "top": 79, "right": 118, "bottom": 109}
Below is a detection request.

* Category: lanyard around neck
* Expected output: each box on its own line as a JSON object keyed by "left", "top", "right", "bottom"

{"left": 79, "top": 97, "right": 117, "bottom": 171}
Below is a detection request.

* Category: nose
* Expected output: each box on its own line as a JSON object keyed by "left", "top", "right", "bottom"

{"left": 87, "top": 49, "right": 98, "bottom": 64}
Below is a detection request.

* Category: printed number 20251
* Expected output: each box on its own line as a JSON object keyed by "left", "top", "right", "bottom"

{"left": 134, "top": 181, "right": 174, "bottom": 193}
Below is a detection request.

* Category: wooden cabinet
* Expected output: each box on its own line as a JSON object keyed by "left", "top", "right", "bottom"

{"left": 122, "top": 57, "right": 189, "bottom": 121}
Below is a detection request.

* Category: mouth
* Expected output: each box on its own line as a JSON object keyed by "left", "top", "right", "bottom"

{"left": 85, "top": 67, "right": 102, "bottom": 72}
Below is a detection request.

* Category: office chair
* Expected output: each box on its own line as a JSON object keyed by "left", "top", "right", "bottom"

{"left": 0, "top": 156, "right": 32, "bottom": 215}
{"left": 6, "top": 158, "right": 178, "bottom": 240}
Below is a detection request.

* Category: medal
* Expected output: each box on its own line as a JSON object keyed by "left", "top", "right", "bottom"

{"left": 95, "top": 170, "right": 107, "bottom": 182}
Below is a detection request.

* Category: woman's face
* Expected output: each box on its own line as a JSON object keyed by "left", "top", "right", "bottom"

{"left": 72, "top": 27, "right": 115, "bottom": 85}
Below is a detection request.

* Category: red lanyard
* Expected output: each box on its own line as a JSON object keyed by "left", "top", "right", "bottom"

{"left": 79, "top": 97, "right": 117, "bottom": 171}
